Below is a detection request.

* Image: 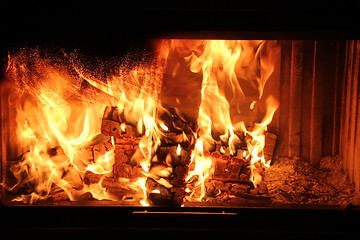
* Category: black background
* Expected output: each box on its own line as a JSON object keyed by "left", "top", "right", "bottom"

{"left": 1, "top": 1, "right": 360, "bottom": 73}
{"left": 1, "top": 1, "right": 360, "bottom": 51}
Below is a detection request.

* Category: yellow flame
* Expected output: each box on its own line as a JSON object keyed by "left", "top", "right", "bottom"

{"left": 159, "top": 121, "right": 169, "bottom": 131}
{"left": 181, "top": 39, "right": 279, "bottom": 197}
{"left": 5, "top": 40, "right": 279, "bottom": 204}
{"left": 5, "top": 48, "right": 163, "bottom": 203}
{"left": 246, "top": 95, "right": 279, "bottom": 166}
{"left": 176, "top": 144, "right": 181, "bottom": 156}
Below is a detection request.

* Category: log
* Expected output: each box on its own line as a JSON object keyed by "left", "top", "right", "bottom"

{"left": 157, "top": 108, "right": 187, "bottom": 134}
{"left": 264, "top": 132, "right": 277, "bottom": 163}
{"left": 78, "top": 134, "right": 146, "bottom": 201}
{"left": 157, "top": 146, "right": 191, "bottom": 166}
{"left": 101, "top": 106, "right": 121, "bottom": 136}
{"left": 113, "top": 137, "right": 142, "bottom": 179}
{"left": 114, "top": 138, "right": 139, "bottom": 161}
{"left": 211, "top": 151, "right": 249, "bottom": 182}
{"left": 101, "top": 105, "right": 140, "bottom": 138}
{"left": 146, "top": 177, "right": 186, "bottom": 206}
{"left": 113, "top": 163, "right": 143, "bottom": 179}
{"left": 231, "top": 183, "right": 251, "bottom": 194}
{"left": 202, "top": 179, "right": 269, "bottom": 203}
{"left": 93, "top": 141, "right": 113, "bottom": 162}
{"left": 84, "top": 171, "right": 102, "bottom": 184}
{"left": 146, "top": 145, "right": 191, "bottom": 191}
{"left": 157, "top": 107, "right": 196, "bottom": 147}
{"left": 51, "top": 191, "right": 70, "bottom": 201}
{"left": 100, "top": 177, "right": 137, "bottom": 199}
{"left": 169, "top": 165, "right": 189, "bottom": 187}
{"left": 145, "top": 115, "right": 194, "bottom": 205}
{"left": 160, "top": 132, "right": 194, "bottom": 147}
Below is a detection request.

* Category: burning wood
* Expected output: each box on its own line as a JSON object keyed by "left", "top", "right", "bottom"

{"left": 211, "top": 152, "right": 249, "bottom": 182}
{"left": 101, "top": 106, "right": 121, "bottom": 137}
{"left": 145, "top": 109, "right": 195, "bottom": 205}
{"left": 3, "top": 40, "right": 281, "bottom": 207}
{"left": 264, "top": 132, "right": 277, "bottom": 163}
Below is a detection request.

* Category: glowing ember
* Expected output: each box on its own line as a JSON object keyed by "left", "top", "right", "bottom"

{"left": 1, "top": 39, "right": 279, "bottom": 205}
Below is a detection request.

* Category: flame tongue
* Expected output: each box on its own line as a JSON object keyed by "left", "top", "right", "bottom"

{"left": 180, "top": 39, "right": 279, "bottom": 199}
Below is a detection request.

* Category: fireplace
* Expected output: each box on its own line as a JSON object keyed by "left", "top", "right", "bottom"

{"left": 1, "top": 40, "right": 360, "bottom": 208}
{"left": 1, "top": 4, "right": 360, "bottom": 235}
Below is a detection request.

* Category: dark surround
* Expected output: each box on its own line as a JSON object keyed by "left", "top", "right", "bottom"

{"left": 2, "top": 2, "right": 360, "bottom": 45}
{"left": 1, "top": 3, "right": 360, "bottom": 237}
{"left": 1, "top": 206, "right": 360, "bottom": 237}
{"left": 1, "top": 3, "right": 360, "bottom": 75}
{"left": 1, "top": 4, "right": 360, "bottom": 80}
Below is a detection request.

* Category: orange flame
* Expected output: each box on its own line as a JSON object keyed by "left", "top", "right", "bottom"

{"left": 3, "top": 40, "right": 279, "bottom": 204}
{"left": 177, "top": 39, "right": 279, "bottom": 198}
{"left": 4, "top": 48, "right": 163, "bottom": 204}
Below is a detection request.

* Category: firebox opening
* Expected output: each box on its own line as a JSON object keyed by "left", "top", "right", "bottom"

{"left": 1, "top": 39, "right": 359, "bottom": 208}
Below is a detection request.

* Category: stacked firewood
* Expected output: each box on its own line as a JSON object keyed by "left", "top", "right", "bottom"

{"left": 51, "top": 136, "right": 144, "bottom": 202}
{"left": 98, "top": 105, "right": 277, "bottom": 205}
{"left": 100, "top": 106, "right": 198, "bottom": 205}
{"left": 184, "top": 131, "right": 277, "bottom": 205}
{"left": 145, "top": 108, "right": 196, "bottom": 206}
{"left": 52, "top": 106, "right": 277, "bottom": 205}
{"left": 81, "top": 106, "right": 144, "bottom": 200}
{"left": 200, "top": 149, "right": 272, "bottom": 204}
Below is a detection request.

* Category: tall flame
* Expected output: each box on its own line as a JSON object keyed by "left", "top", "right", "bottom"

{"left": 171, "top": 39, "right": 279, "bottom": 199}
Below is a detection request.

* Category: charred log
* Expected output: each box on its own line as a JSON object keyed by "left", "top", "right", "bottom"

{"left": 101, "top": 106, "right": 140, "bottom": 138}
{"left": 145, "top": 109, "right": 194, "bottom": 206}
{"left": 264, "top": 132, "right": 277, "bottom": 163}
{"left": 211, "top": 151, "right": 250, "bottom": 182}
{"left": 101, "top": 106, "right": 121, "bottom": 137}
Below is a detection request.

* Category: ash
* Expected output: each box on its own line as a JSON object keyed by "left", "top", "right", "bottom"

{"left": 264, "top": 156, "right": 358, "bottom": 207}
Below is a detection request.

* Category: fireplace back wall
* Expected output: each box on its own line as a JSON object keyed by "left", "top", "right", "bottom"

{"left": 278, "top": 40, "right": 360, "bottom": 192}
{"left": 276, "top": 40, "right": 344, "bottom": 166}
{"left": 245, "top": 39, "right": 360, "bottom": 191}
